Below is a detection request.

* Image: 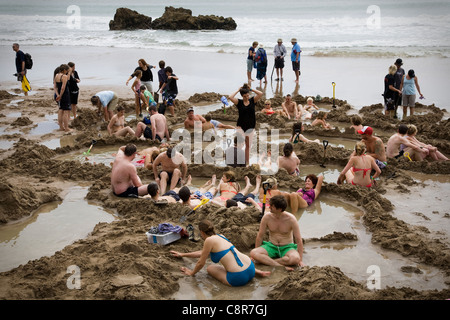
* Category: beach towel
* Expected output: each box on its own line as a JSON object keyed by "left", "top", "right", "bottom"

{"left": 158, "top": 223, "right": 183, "bottom": 234}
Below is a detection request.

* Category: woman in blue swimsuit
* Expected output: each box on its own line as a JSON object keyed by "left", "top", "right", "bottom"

{"left": 170, "top": 220, "right": 270, "bottom": 286}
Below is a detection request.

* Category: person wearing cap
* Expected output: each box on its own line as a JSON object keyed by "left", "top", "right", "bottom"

{"left": 254, "top": 43, "right": 268, "bottom": 87}
{"left": 357, "top": 126, "right": 387, "bottom": 168}
{"left": 250, "top": 195, "right": 305, "bottom": 270}
{"left": 290, "top": 38, "right": 301, "bottom": 83}
{"left": 386, "top": 124, "right": 428, "bottom": 161}
{"left": 393, "top": 58, "right": 406, "bottom": 117}
{"left": 399, "top": 69, "right": 424, "bottom": 118}
{"left": 91, "top": 90, "right": 118, "bottom": 122}
{"left": 273, "top": 38, "right": 287, "bottom": 81}
{"left": 184, "top": 107, "right": 206, "bottom": 129}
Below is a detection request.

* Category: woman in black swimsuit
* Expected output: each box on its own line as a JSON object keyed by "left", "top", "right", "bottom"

{"left": 229, "top": 84, "right": 263, "bottom": 165}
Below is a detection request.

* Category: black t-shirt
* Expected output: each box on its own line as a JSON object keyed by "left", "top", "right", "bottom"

{"left": 384, "top": 74, "right": 396, "bottom": 100}
{"left": 15, "top": 50, "right": 25, "bottom": 73}
{"left": 166, "top": 74, "right": 178, "bottom": 94}
{"left": 394, "top": 67, "right": 405, "bottom": 89}
{"left": 236, "top": 97, "right": 256, "bottom": 132}
{"left": 68, "top": 70, "right": 80, "bottom": 92}
{"left": 132, "top": 66, "right": 153, "bottom": 82}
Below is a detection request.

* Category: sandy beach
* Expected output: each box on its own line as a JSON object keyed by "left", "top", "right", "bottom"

{"left": 0, "top": 62, "right": 449, "bottom": 303}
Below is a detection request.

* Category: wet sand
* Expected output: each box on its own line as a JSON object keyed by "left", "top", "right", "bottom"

{"left": 0, "top": 85, "right": 449, "bottom": 301}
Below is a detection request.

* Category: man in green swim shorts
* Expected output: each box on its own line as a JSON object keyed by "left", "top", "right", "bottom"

{"left": 250, "top": 195, "right": 305, "bottom": 270}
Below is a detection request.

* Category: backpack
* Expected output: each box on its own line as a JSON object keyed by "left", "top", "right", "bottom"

{"left": 24, "top": 53, "right": 33, "bottom": 69}
{"left": 256, "top": 49, "right": 267, "bottom": 64}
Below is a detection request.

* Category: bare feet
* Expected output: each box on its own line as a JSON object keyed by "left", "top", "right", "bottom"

{"left": 244, "top": 176, "right": 252, "bottom": 188}
{"left": 211, "top": 174, "right": 217, "bottom": 186}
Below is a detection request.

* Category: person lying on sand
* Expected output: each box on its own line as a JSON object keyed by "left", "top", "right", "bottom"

{"left": 170, "top": 219, "right": 271, "bottom": 287}
{"left": 177, "top": 175, "right": 217, "bottom": 209}
{"left": 250, "top": 195, "right": 305, "bottom": 271}
{"left": 222, "top": 175, "right": 261, "bottom": 209}
{"left": 202, "top": 114, "right": 235, "bottom": 131}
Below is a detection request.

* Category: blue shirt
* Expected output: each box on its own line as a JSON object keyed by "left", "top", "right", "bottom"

{"left": 291, "top": 43, "right": 301, "bottom": 62}
{"left": 402, "top": 76, "right": 416, "bottom": 95}
{"left": 95, "top": 91, "right": 115, "bottom": 107}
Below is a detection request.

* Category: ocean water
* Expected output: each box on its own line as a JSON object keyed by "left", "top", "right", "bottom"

{"left": 1, "top": 0, "right": 449, "bottom": 58}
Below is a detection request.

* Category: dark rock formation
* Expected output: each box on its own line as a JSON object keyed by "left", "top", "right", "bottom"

{"left": 109, "top": 8, "right": 152, "bottom": 30}
{"left": 151, "top": 6, "right": 237, "bottom": 30}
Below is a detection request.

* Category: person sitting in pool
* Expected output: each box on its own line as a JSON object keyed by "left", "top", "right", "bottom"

{"left": 337, "top": 142, "right": 381, "bottom": 188}
{"left": 406, "top": 124, "right": 448, "bottom": 161}
{"left": 111, "top": 144, "right": 149, "bottom": 198}
{"left": 277, "top": 143, "right": 300, "bottom": 176}
{"left": 211, "top": 171, "right": 242, "bottom": 206}
{"left": 261, "top": 100, "right": 288, "bottom": 117}
{"left": 302, "top": 97, "right": 319, "bottom": 120}
{"left": 177, "top": 175, "right": 219, "bottom": 209}
{"left": 152, "top": 146, "right": 188, "bottom": 195}
{"left": 386, "top": 124, "right": 427, "bottom": 161}
{"left": 250, "top": 195, "right": 305, "bottom": 271}
{"left": 283, "top": 174, "right": 324, "bottom": 213}
{"left": 256, "top": 177, "right": 284, "bottom": 211}
{"left": 311, "top": 111, "right": 331, "bottom": 130}
{"left": 170, "top": 219, "right": 271, "bottom": 287}
{"left": 138, "top": 145, "right": 169, "bottom": 170}
{"left": 202, "top": 114, "right": 235, "bottom": 131}
{"left": 349, "top": 114, "right": 363, "bottom": 135}
{"left": 289, "top": 122, "right": 320, "bottom": 145}
{"left": 107, "top": 106, "right": 135, "bottom": 137}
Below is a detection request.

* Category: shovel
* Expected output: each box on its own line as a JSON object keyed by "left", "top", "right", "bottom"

{"left": 83, "top": 139, "right": 97, "bottom": 155}
{"left": 332, "top": 82, "right": 336, "bottom": 108}
{"left": 180, "top": 198, "right": 209, "bottom": 223}
{"left": 320, "top": 140, "right": 329, "bottom": 168}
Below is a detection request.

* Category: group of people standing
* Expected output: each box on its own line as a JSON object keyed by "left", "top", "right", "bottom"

{"left": 53, "top": 62, "right": 80, "bottom": 132}
{"left": 383, "top": 58, "right": 424, "bottom": 119}
{"left": 246, "top": 38, "right": 302, "bottom": 86}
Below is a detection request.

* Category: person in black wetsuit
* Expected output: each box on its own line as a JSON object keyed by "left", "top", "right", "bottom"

{"left": 229, "top": 83, "right": 263, "bottom": 165}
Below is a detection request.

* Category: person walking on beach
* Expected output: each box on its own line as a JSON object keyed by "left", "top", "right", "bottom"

{"left": 247, "top": 41, "right": 258, "bottom": 82}
{"left": 290, "top": 38, "right": 301, "bottom": 83}
{"left": 158, "top": 66, "right": 178, "bottom": 117}
{"left": 91, "top": 90, "right": 119, "bottom": 122}
{"left": 229, "top": 84, "right": 264, "bottom": 165}
{"left": 171, "top": 219, "right": 270, "bottom": 286}
{"left": 111, "top": 144, "right": 149, "bottom": 198}
{"left": 67, "top": 62, "right": 80, "bottom": 119}
{"left": 54, "top": 64, "right": 72, "bottom": 132}
{"left": 254, "top": 44, "right": 268, "bottom": 87}
{"left": 250, "top": 195, "right": 305, "bottom": 270}
{"left": 273, "top": 38, "right": 287, "bottom": 81}
{"left": 393, "top": 58, "right": 405, "bottom": 118}
{"left": 126, "top": 59, "right": 156, "bottom": 97}
{"left": 400, "top": 69, "right": 424, "bottom": 118}
{"left": 12, "top": 43, "right": 29, "bottom": 96}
